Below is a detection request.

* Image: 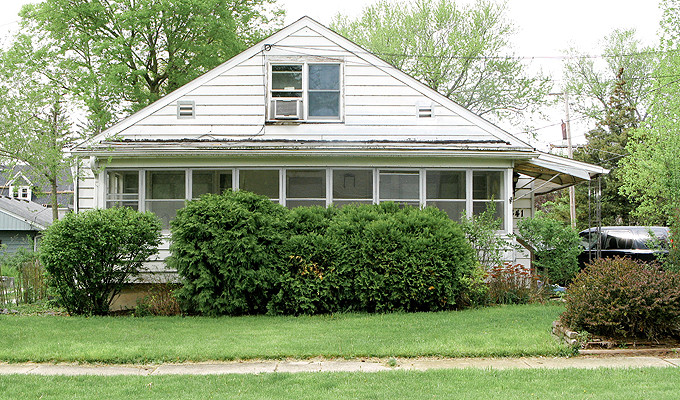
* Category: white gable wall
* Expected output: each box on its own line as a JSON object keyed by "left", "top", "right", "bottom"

{"left": 115, "top": 26, "right": 513, "bottom": 144}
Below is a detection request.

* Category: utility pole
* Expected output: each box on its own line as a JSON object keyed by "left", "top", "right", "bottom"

{"left": 564, "top": 92, "right": 576, "bottom": 228}
{"left": 551, "top": 91, "right": 577, "bottom": 228}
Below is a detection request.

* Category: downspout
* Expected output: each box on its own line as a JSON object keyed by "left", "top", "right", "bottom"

{"left": 74, "top": 157, "right": 80, "bottom": 213}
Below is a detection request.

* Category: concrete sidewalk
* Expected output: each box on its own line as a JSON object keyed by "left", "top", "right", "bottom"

{"left": 0, "top": 356, "right": 678, "bottom": 376}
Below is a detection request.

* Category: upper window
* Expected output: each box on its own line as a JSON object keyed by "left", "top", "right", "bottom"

{"left": 269, "top": 63, "right": 341, "bottom": 121}
{"left": 9, "top": 185, "right": 31, "bottom": 200}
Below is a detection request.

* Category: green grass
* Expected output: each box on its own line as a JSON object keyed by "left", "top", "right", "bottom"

{"left": 0, "top": 304, "right": 568, "bottom": 363}
{"left": 1, "top": 368, "right": 679, "bottom": 399}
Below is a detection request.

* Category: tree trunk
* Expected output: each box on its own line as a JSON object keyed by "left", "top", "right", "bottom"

{"left": 50, "top": 176, "right": 59, "bottom": 222}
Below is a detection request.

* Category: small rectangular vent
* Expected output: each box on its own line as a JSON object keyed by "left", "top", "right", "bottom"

{"left": 271, "top": 99, "right": 303, "bottom": 120}
{"left": 177, "top": 101, "right": 196, "bottom": 119}
{"left": 417, "top": 104, "right": 433, "bottom": 118}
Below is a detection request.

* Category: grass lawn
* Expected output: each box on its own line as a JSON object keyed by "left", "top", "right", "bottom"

{"left": 1, "top": 368, "right": 679, "bottom": 399}
{"left": 0, "top": 304, "right": 568, "bottom": 363}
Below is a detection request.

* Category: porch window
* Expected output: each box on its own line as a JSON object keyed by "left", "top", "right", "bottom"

{"left": 145, "top": 171, "right": 186, "bottom": 229}
{"left": 426, "top": 170, "right": 466, "bottom": 221}
{"left": 106, "top": 171, "right": 139, "bottom": 210}
{"left": 379, "top": 170, "right": 419, "bottom": 208}
{"left": 332, "top": 169, "right": 373, "bottom": 206}
{"left": 239, "top": 170, "right": 280, "bottom": 201}
{"left": 473, "top": 170, "right": 505, "bottom": 225}
{"left": 192, "top": 170, "right": 233, "bottom": 198}
{"left": 286, "top": 169, "right": 326, "bottom": 208}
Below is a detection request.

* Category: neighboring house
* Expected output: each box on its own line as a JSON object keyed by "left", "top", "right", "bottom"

{"left": 0, "top": 196, "right": 52, "bottom": 256}
{"left": 0, "top": 167, "right": 72, "bottom": 256}
{"left": 71, "top": 17, "right": 607, "bottom": 279}
{"left": 0, "top": 166, "right": 74, "bottom": 219}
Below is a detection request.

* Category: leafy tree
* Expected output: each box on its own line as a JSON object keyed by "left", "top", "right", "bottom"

{"left": 572, "top": 68, "right": 640, "bottom": 227}
{"left": 331, "top": 0, "right": 551, "bottom": 121}
{"left": 619, "top": 0, "right": 680, "bottom": 269}
{"left": 562, "top": 29, "right": 657, "bottom": 124}
{"left": 20, "top": 0, "right": 284, "bottom": 134}
{"left": 0, "top": 34, "right": 77, "bottom": 222}
{"left": 540, "top": 30, "right": 657, "bottom": 229}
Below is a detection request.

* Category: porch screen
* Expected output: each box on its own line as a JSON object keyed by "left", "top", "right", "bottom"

{"left": 426, "top": 170, "right": 466, "bottom": 221}
{"left": 145, "top": 171, "right": 186, "bottom": 229}
{"left": 473, "top": 170, "right": 504, "bottom": 225}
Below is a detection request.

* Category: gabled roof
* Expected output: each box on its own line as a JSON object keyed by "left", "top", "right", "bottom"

{"left": 0, "top": 196, "right": 52, "bottom": 231}
{"left": 0, "top": 165, "right": 74, "bottom": 207}
{"left": 73, "top": 16, "right": 533, "bottom": 152}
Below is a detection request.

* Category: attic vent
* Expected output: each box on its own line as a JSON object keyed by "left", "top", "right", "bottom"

{"left": 417, "top": 104, "right": 434, "bottom": 118}
{"left": 177, "top": 101, "right": 196, "bottom": 119}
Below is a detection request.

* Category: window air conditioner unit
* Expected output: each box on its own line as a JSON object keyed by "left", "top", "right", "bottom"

{"left": 271, "top": 98, "right": 303, "bottom": 120}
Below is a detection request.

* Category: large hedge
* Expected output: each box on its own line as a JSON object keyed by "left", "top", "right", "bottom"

{"left": 40, "top": 207, "right": 162, "bottom": 315}
{"left": 170, "top": 191, "right": 477, "bottom": 316}
{"left": 169, "top": 190, "right": 288, "bottom": 316}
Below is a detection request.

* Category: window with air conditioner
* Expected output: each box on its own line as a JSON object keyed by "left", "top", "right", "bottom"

{"left": 269, "top": 62, "right": 341, "bottom": 121}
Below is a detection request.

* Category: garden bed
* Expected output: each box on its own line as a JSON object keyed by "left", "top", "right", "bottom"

{"left": 553, "top": 320, "right": 680, "bottom": 354}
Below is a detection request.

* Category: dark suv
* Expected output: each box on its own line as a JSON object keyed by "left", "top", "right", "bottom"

{"left": 578, "top": 226, "right": 669, "bottom": 268}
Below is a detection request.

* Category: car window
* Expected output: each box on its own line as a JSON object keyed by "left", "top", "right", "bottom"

{"left": 580, "top": 232, "right": 599, "bottom": 250}
{"left": 639, "top": 228, "right": 669, "bottom": 250}
{"left": 603, "top": 230, "right": 634, "bottom": 250}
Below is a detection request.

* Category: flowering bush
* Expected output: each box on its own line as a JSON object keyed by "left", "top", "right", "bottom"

{"left": 486, "top": 262, "right": 547, "bottom": 305}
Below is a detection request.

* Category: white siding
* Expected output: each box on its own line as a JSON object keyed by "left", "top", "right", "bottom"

{"left": 117, "top": 25, "right": 502, "bottom": 144}
{"left": 76, "top": 167, "right": 97, "bottom": 211}
{"left": 512, "top": 175, "right": 536, "bottom": 271}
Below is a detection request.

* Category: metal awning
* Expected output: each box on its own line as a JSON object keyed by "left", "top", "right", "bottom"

{"left": 514, "top": 152, "right": 609, "bottom": 196}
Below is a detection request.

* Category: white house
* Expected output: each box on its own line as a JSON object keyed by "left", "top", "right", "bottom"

{"left": 71, "top": 16, "right": 607, "bottom": 281}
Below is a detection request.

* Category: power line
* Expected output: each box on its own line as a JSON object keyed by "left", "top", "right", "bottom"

{"left": 269, "top": 44, "right": 676, "bottom": 62}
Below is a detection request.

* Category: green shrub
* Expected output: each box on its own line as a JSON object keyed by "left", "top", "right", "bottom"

{"left": 40, "top": 208, "right": 162, "bottom": 315}
{"left": 170, "top": 190, "right": 288, "bottom": 316}
{"left": 172, "top": 192, "right": 479, "bottom": 316}
{"left": 269, "top": 232, "right": 346, "bottom": 315}
{"left": 269, "top": 203, "right": 477, "bottom": 314}
{"left": 561, "top": 257, "right": 680, "bottom": 340}
{"left": 351, "top": 205, "right": 476, "bottom": 312}
{"left": 459, "top": 203, "right": 515, "bottom": 268}
{"left": 516, "top": 215, "right": 581, "bottom": 285}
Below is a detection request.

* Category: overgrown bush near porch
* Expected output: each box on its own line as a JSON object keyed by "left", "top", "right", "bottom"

{"left": 516, "top": 215, "right": 581, "bottom": 286}
{"left": 170, "top": 190, "right": 288, "bottom": 316}
{"left": 170, "top": 191, "right": 478, "bottom": 316}
{"left": 40, "top": 207, "right": 162, "bottom": 316}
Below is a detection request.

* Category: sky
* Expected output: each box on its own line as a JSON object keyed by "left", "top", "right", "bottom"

{"left": 0, "top": 0, "right": 665, "bottom": 149}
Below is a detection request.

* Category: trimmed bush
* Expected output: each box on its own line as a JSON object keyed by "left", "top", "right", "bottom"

{"left": 40, "top": 207, "right": 162, "bottom": 315}
{"left": 169, "top": 190, "right": 288, "bottom": 316}
{"left": 172, "top": 191, "right": 478, "bottom": 316}
{"left": 349, "top": 204, "right": 476, "bottom": 312}
{"left": 561, "top": 256, "right": 680, "bottom": 340}
{"left": 516, "top": 215, "right": 581, "bottom": 285}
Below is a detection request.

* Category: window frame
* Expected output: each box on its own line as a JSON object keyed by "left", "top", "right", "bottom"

{"left": 103, "top": 167, "right": 510, "bottom": 233}
{"left": 267, "top": 61, "right": 344, "bottom": 122}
